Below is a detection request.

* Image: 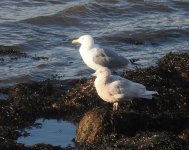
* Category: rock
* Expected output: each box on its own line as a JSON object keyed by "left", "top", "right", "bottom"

{"left": 0, "top": 52, "right": 189, "bottom": 149}
{"left": 0, "top": 45, "right": 23, "bottom": 56}
{"left": 63, "top": 78, "right": 106, "bottom": 113}
{"left": 75, "top": 107, "right": 112, "bottom": 143}
{"left": 76, "top": 110, "right": 189, "bottom": 144}
{"left": 157, "top": 52, "right": 189, "bottom": 80}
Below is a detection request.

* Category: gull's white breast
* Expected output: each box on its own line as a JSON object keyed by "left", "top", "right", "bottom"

{"left": 94, "top": 78, "right": 118, "bottom": 103}
{"left": 79, "top": 48, "right": 102, "bottom": 70}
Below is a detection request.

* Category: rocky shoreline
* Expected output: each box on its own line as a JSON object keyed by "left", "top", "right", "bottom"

{"left": 0, "top": 52, "right": 189, "bottom": 150}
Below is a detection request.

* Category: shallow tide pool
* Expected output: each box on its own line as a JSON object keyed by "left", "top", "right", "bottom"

{"left": 17, "top": 118, "right": 76, "bottom": 147}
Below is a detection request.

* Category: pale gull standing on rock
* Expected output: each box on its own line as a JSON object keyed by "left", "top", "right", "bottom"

{"left": 72, "top": 35, "right": 136, "bottom": 71}
{"left": 93, "top": 67, "right": 158, "bottom": 110}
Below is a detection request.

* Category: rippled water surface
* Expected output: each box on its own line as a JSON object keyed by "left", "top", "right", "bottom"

{"left": 0, "top": 0, "right": 189, "bottom": 87}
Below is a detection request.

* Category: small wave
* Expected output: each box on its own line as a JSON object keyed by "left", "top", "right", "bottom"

{"left": 23, "top": 15, "right": 80, "bottom": 25}
{"left": 101, "top": 28, "right": 189, "bottom": 45}
{"left": 22, "top": 3, "right": 89, "bottom": 25}
{"left": 173, "top": 1, "right": 189, "bottom": 11}
{"left": 21, "top": 0, "right": 175, "bottom": 26}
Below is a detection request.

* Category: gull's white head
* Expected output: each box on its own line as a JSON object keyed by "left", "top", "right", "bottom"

{"left": 72, "top": 35, "right": 94, "bottom": 48}
{"left": 92, "top": 67, "right": 111, "bottom": 77}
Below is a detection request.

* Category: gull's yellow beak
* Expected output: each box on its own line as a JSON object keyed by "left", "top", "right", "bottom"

{"left": 72, "top": 39, "right": 80, "bottom": 44}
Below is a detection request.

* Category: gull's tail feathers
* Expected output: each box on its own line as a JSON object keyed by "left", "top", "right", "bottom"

{"left": 141, "top": 91, "right": 158, "bottom": 99}
{"left": 129, "top": 58, "right": 141, "bottom": 65}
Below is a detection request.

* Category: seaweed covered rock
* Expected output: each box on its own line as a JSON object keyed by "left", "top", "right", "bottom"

{"left": 158, "top": 52, "right": 189, "bottom": 80}
{"left": 0, "top": 45, "right": 48, "bottom": 61}
{"left": 0, "top": 52, "right": 189, "bottom": 149}
{"left": 0, "top": 80, "right": 55, "bottom": 126}
{"left": 75, "top": 107, "right": 112, "bottom": 143}
{"left": 76, "top": 52, "right": 189, "bottom": 148}
{"left": 0, "top": 45, "right": 24, "bottom": 56}
{"left": 0, "top": 126, "right": 21, "bottom": 140}
{"left": 0, "top": 77, "right": 102, "bottom": 127}
{"left": 75, "top": 109, "right": 143, "bottom": 144}
{"left": 123, "top": 52, "right": 189, "bottom": 114}
{"left": 76, "top": 111, "right": 189, "bottom": 145}
{"left": 63, "top": 78, "right": 107, "bottom": 113}
{"left": 0, "top": 138, "right": 25, "bottom": 150}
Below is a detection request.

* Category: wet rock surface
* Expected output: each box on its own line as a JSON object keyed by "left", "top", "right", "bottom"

{"left": 0, "top": 52, "right": 189, "bottom": 149}
{"left": 0, "top": 45, "right": 48, "bottom": 61}
{"left": 0, "top": 45, "right": 25, "bottom": 56}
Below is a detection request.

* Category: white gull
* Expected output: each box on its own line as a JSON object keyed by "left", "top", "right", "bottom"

{"left": 72, "top": 35, "right": 134, "bottom": 71}
{"left": 93, "top": 67, "right": 158, "bottom": 110}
